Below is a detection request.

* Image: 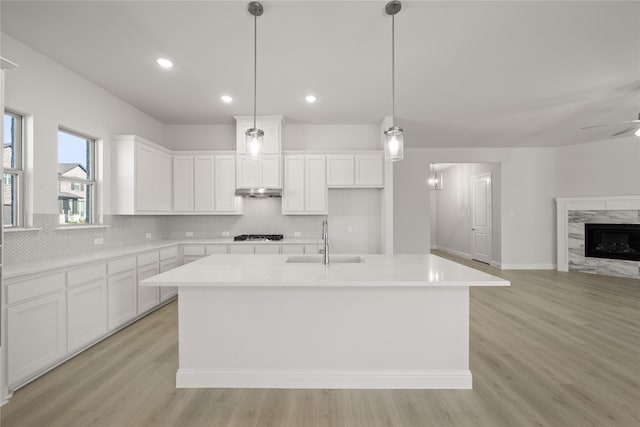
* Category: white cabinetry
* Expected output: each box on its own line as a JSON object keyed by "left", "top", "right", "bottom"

{"left": 282, "top": 155, "right": 327, "bottom": 215}
{"left": 7, "top": 292, "right": 67, "bottom": 386}
{"left": 173, "top": 156, "right": 194, "bottom": 211}
{"left": 326, "top": 153, "right": 384, "bottom": 188}
{"left": 173, "top": 154, "right": 242, "bottom": 214}
{"left": 112, "top": 135, "right": 173, "bottom": 214}
{"left": 107, "top": 257, "right": 137, "bottom": 330}
{"left": 67, "top": 278, "right": 107, "bottom": 352}
{"left": 159, "top": 247, "right": 179, "bottom": 302}
{"left": 137, "top": 252, "right": 159, "bottom": 314}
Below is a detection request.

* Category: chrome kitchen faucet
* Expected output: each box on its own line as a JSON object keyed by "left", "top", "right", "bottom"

{"left": 320, "top": 219, "right": 330, "bottom": 265}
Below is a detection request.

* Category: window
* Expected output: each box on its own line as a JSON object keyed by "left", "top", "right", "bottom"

{"left": 58, "top": 129, "right": 96, "bottom": 225}
{"left": 3, "top": 111, "right": 23, "bottom": 227}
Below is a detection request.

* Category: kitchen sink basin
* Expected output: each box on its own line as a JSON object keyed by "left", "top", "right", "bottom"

{"left": 285, "top": 255, "right": 365, "bottom": 264}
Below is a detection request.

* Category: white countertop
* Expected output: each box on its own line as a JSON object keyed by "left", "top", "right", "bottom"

{"left": 141, "top": 254, "right": 510, "bottom": 288}
{"left": 3, "top": 238, "right": 321, "bottom": 279}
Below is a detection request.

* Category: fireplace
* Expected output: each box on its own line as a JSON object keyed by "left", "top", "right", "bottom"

{"left": 585, "top": 224, "right": 640, "bottom": 262}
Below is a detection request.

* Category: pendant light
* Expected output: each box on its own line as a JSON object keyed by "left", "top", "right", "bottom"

{"left": 428, "top": 163, "right": 443, "bottom": 190}
{"left": 384, "top": 1, "right": 403, "bottom": 161}
{"left": 246, "top": 2, "right": 264, "bottom": 158}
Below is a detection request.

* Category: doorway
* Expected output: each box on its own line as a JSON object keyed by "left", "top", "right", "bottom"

{"left": 429, "top": 163, "right": 501, "bottom": 267}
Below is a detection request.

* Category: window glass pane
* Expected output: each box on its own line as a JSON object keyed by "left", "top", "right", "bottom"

{"left": 58, "top": 182, "right": 92, "bottom": 225}
{"left": 3, "top": 173, "right": 17, "bottom": 226}
{"left": 4, "top": 113, "right": 16, "bottom": 168}
{"left": 58, "top": 130, "right": 91, "bottom": 180}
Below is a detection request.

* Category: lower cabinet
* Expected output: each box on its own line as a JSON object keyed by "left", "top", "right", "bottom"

{"left": 7, "top": 292, "right": 67, "bottom": 386}
{"left": 137, "top": 262, "right": 160, "bottom": 314}
{"left": 159, "top": 258, "right": 179, "bottom": 302}
{"left": 107, "top": 269, "right": 137, "bottom": 330}
{"left": 67, "top": 279, "right": 108, "bottom": 352}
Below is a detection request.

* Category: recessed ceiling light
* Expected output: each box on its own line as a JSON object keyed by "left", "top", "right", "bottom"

{"left": 156, "top": 58, "right": 173, "bottom": 69}
{"left": 305, "top": 95, "right": 317, "bottom": 103}
{"left": 221, "top": 95, "right": 233, "bottom": 103}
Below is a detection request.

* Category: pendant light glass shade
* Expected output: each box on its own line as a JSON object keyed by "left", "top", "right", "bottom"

{"left": 384, "top": 126, "right": 404, "bottom": 161}
{"left": 245, "top": 127, "right": 264, "bottom": 159}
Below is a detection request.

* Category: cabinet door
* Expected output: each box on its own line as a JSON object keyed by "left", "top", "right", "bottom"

{"left": 261, "top": 155, "right": 281, "bottom": 188}
{"left": 173, "top": 156, "right": 194, "bottom": 211}
{"left": 215, "top": 155, "right": 239, "bottom": 212}
{"left": 327, "top": 155, "right": 355, "bottom": 187}
{"left": 108, "top": 269, "right": 137, "bottom": 330}
{"left": 154, "top": 151, "right": 173, "bottom": 211}
{"left": 236, "top": 156, "right": 261, "bottom": 188}
{"left": 7, "top": 293, "right": 67, "bottom": 386}
{"left": 282, "top": 155, "right": 305, "bottom": 213}
{"left": 137, "top": 264, "right": 160, "bottom": 314}
{"left": 257, "top": 120, "right": 280, "bottom": 154}
{"left": 159, "top": 259, "right": 178, "bottom": 301}
{"left": 135, "top": 144, "right": 154, "bottom": 211}
{"left": 194, "top": 156, "right": 215, "bottom": 211}
{"left": 68, "top": 278, "right": 108, "bottom": 352}
{"left": 305, "top": 156, "right": 327, "bottom": 213}
{"left": 355, "top": 154, "right": 384, "bottom": 187}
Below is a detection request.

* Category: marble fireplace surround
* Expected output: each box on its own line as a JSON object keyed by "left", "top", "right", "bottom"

{"left": 556, "top": 196, "right": 640, "bottom": 279}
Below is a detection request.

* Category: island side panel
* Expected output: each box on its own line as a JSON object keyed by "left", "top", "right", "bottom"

{"left": 177, "top": 285, "right": 471, "bottom": 389}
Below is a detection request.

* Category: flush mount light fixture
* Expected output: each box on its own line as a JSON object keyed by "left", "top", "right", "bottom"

{"left": 245, "top": 1, "right": 264, "bottom": 159}
{"left": 156, "top": 58, "right": 173, "bottom": 69}
{"left": 305, "top": 95, "right": 317, "bottom": 103}
{"left": 221, "top": 95, "right": 233, "bottom": 103}
{"left": 383, "top": 1, "right": 403, "bottom": 162}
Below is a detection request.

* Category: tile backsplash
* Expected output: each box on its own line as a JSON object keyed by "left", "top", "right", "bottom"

{"left": 3, "top": 189, "right": 383, "bottom": 264}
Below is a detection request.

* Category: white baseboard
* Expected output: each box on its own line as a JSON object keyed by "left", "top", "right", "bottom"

{"left": 432, "top": 246, "right": 472, "bottom": 260}
{"left": 176, "top": 369, "right": 473, "bottom": 390}
{"left": 490, "top": 260, "right": 502, "bottom": 268}
{"left": 501, "top": 263, "right": 556, "bottom": 270}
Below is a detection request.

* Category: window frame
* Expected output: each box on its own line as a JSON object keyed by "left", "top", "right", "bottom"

{"left": 57, "top": 127, "right": 97, "bottom": 225}
{"left": 4, "top": 110, "right": 24, "bottom": 228}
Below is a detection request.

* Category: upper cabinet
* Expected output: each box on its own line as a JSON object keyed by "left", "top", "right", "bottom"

{"left": 112, "top": 135, "right": 172, "bottom": 214}
{"left": 282, "top": 155, "right": 327, "bottom": 215}
{"left": 326, "top": 153, "right": 384, "bottom": 188}
{"left": 173, "top": 154, "right": 242, "bottom": 215}
{"left": 235, "top": 116, "right": 284, "bottom": 189}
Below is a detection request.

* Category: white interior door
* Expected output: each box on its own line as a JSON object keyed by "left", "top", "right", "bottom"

{"left": 471, "top": 173, "right": 492, "bottom": 264}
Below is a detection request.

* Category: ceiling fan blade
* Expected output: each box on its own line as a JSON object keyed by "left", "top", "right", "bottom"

{"left": 610, "top": 126, "right": 639, "bottom": 137}
{"left": 581, "top": 119, "right": 640, "bottom": 130}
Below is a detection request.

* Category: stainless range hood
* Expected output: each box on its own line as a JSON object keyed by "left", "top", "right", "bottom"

{"left": 235, "top": 188, "right": 282, "bottom": 198}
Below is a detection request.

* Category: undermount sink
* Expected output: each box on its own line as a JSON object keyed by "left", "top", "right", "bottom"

{"left": 285, "top": 255, "right": 365, "bottom": 264}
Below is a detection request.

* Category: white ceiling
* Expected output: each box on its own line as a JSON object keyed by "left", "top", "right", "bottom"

{"left": 1, "top": 1, "right": 639, "bottom": 147}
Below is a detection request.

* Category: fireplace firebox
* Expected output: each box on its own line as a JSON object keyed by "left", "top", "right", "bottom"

{"left": 585, "top": 224, "right": 640, "bottom": 262}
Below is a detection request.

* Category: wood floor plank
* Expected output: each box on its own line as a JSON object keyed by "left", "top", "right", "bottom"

{"left": 2, "top": 251, "right": 639, "bottom": 427}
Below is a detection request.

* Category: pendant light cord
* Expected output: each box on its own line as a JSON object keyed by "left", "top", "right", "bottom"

{"left": 253, "top": 13, "right": 257, "bottom": 130}
{"left": 391, "top": 13, "right": 395, "bottom": 126}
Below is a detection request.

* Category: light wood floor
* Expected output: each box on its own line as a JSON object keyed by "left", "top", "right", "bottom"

{"left": 2, "top": 251, "right": 639, "bottom": 427}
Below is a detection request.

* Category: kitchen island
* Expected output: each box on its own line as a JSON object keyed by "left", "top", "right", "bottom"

{"left": 141, "top": 254, "right": 509, "bottom": 389}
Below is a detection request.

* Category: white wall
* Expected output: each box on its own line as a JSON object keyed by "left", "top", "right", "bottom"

{"left": 164, "top": 124, "right": 235, "bottom": 151}
{"left": 433, "top": 163, "right": 502, "bottom": 265}
{"left": 394, "top": 147, "right": 557, "bottom": 269}
{"left": 556, "top": 137, "right": 640, "bottom": 197}
{"left": 2, "top": 33, "right": 166, "bottom": 216}
{"left": 285, "top": 124, "right": 380, "bottom": 150}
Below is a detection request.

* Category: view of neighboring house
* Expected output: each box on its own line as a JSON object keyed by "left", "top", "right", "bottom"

{"left": 58, "top": 163, "right": 87, "bottom": 224}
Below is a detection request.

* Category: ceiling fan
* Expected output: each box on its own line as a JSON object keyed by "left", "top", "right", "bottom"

{"left": 581, "top": 113, "right": 640, "bottom": 137}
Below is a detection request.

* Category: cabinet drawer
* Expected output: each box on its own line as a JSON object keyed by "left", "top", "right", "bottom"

{"left": 160, "top": 259, "right": 178, "bottom": 273}
{"left": 255, "top": 245, "right": 280, "bottom": 254}
{"left": 7, "top": 272, "right": 66, "bottom": 305}
{"left": 206, "top": 245, "right": 228, "bottom": 255}
{"left": 67, "top": 263, "right": 106, "bottom": 288}
{"left": 108, "top": 257, "right": 136, "bottom": 275}
{"left": 304, "top": 244, "right": 319, "bottom": 254}
{"left": 229, "top": 245, "right": 254, "bottom": 254}
{"left": 137, "top": 251, "right": 159, "bottom": 267}
{"left": 160, "top": 246, "right": 179, "bottom": 261}
{"left": 183, "top": 245, "right": 206, "bottom": 256}
{"left": 281, "top": 245, "right": 304, "bottom": 254}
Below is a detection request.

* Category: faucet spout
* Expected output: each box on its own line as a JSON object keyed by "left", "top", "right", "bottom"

{"left": 320, "top": 219, "right": 329, "bottom": 265}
